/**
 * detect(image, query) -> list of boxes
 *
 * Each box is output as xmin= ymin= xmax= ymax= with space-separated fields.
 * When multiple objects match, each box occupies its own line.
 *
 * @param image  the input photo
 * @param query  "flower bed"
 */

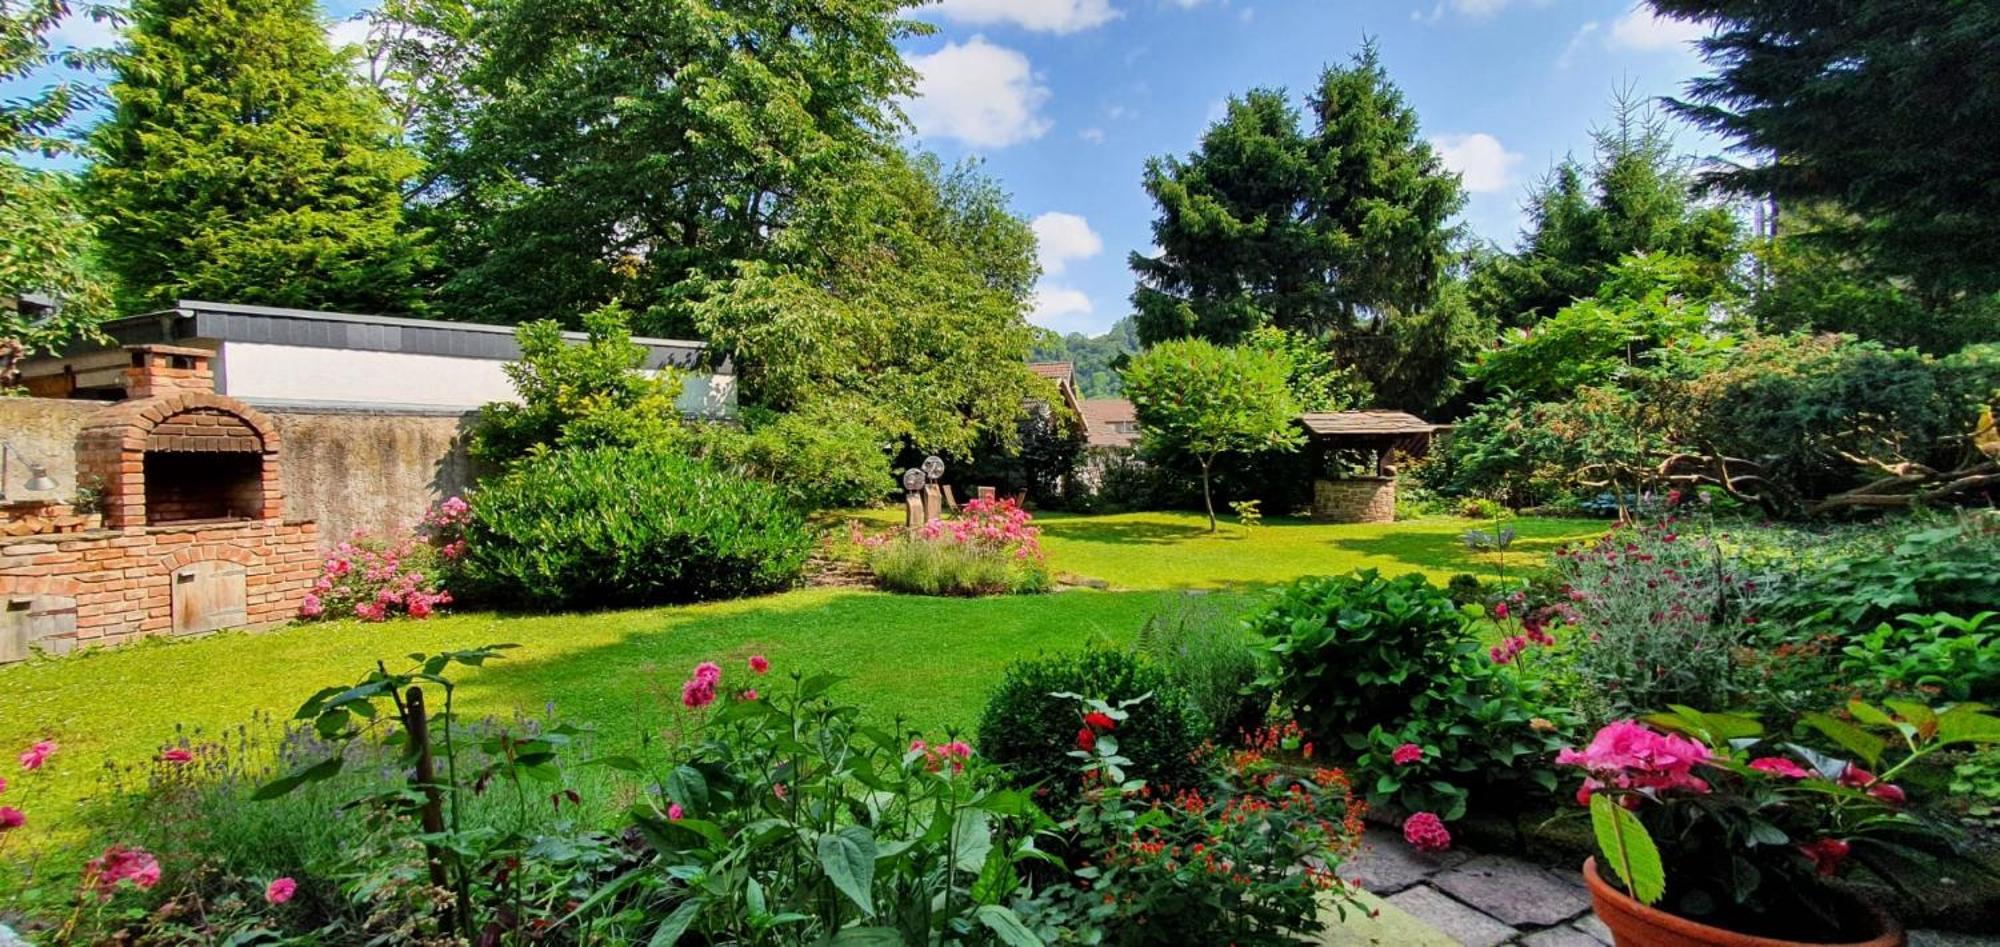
xmin=855 ymin=497 xmax=1052 ymax=595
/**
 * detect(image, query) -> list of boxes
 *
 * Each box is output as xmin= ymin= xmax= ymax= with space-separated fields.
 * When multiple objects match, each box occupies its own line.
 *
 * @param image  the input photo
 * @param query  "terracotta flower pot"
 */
xmin=1582 ymin=857 xmax=1905 ymax=947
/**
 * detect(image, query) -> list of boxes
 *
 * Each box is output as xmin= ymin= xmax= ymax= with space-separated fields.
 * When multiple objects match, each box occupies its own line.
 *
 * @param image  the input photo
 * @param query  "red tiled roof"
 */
xmin=1299 ymin=411 xmax=1439 ymax=436
xmin=1028 ymin=362 xmax=1074 ymax=385
xmin=1081 ymin=398 xmax=1138 ymax=448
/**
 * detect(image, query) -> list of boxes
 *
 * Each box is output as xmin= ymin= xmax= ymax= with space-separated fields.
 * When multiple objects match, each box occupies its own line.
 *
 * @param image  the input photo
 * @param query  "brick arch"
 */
xmin=0 ymin=574 xmax=85 ymax=599
xmin=157 ymin=543 xmax=258 ymax=573
xmin=77 ymin=391 xmax=284 ymax=529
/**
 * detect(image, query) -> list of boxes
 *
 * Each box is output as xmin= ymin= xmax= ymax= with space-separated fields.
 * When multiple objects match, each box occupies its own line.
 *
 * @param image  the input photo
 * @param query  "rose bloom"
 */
xmin=265 ymin=877 xmax=297 ymax=905
xmin=20 ymin=740 xmax=57 ymax=770
xmin=1082 ymin=711 xmax=1117 ymax=732
xmin=1391 ymin=743 xmax=1424 ymax=766
xmin=86 ymin=845 xmax=161 ymax=897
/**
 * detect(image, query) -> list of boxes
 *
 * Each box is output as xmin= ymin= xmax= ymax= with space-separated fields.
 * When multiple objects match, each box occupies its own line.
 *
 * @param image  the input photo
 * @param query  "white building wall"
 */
xmin=213 ymin=341 xmax=737 ymax=418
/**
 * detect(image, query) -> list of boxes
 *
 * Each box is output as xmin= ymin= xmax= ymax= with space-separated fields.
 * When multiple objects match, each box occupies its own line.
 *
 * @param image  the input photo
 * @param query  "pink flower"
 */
xmin=1868 ymin=782 xmax=1906 ymax=806
xmin=20 ymin=740 xmax=56 ymax=770
xmin=668 ymin=803 xmax=684 ymax=821
xmin=0 ymin=806 xmax=24 ymax=830
xmin=694 ymin=662 xmax=722 ymax=686
xmin=1748 ymin=757 xmax=1809 ymax=779
xmin=738 ymin=689 xmax=758 ymax=701
xmin=1 ymin=775 xmax=9 ymax=794
xmin=749 ymin=655 xmax=769 ymax=674
xmin=265 ymin=877 xmax=297 ymax=905
xmin=773 ymin=782 xmax=788 ymax=801
xmin=910 ymin=739 xmax=928 ymax=753
xmin=158 ymin=748 xmax=193 ymax=764
xmin=1402 ymin=812 xmax=1452 ymax=853
xmin=1799 ymin=838 xmax=1851 ymax=877
xmin=1391 ymin=743 xmax=1424 ymax=767
xmin=85 ymin=845 xmax=160 ymax=897
xmin=1557 ymin=721 xmax=1711 ymax=797
xmin=1494 ymin=603 xmax=1510 ymax=620
xmin=680 ymin=676 xmax=716 ymax=710
xmin=299 ymin=593 xmax=324 ymax=618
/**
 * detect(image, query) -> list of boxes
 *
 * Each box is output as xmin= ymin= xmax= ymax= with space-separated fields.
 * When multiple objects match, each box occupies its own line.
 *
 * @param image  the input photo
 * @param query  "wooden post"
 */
xmin=942 ymin=483 xmax=959 ymax=512
xmin=923 ymin=484 xmax=942 ymax=523
xmin=403 ymin=687 xmax=457 ymax=931
xmin=976 ymin=486 xmax=996 ymax=502
xmin=905 ymin=490 xmax=925 ymax=528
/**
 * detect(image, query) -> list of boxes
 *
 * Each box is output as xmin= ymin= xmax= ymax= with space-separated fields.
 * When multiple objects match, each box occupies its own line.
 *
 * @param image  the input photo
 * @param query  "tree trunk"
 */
xmin=1201 ymin=456 xmax=1217 ymax=533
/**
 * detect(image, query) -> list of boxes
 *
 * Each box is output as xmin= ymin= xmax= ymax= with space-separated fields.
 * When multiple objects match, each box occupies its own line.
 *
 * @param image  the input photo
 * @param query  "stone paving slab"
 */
xmin=1385 ymin=884 xmax=1521 ymax=947
xmin=1431 ymin=854 xmax=1595 ymax=928
xmin=1518 ymin=922 xmax=1610 ymax=946
xmin=1337 ymin=827 xmax=1470 ymax=894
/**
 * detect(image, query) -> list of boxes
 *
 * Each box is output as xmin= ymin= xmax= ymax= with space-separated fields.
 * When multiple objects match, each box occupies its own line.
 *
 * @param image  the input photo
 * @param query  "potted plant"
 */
xmin=1560 ymin=701 xmax=2000 ymax=946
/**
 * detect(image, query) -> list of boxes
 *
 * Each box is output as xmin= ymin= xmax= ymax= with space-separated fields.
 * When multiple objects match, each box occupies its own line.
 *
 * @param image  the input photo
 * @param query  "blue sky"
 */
xmin=25 ymin=0 xmax=1718 ymax=336
xmin=901 ymin=0 xmax=1720 ymax=335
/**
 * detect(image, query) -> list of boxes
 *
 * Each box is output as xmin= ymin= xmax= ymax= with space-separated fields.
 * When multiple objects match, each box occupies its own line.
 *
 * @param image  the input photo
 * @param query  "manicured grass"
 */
xmin=0 ymin=511 xmax=1604 ymax=841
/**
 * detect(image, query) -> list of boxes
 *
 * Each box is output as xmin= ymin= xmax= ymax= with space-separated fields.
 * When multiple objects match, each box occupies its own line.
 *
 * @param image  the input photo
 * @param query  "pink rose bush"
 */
xmin=302 ymin=497 xmax=470 ymax=622
xmin=854 ymin=498 xmax=1052 ymax=596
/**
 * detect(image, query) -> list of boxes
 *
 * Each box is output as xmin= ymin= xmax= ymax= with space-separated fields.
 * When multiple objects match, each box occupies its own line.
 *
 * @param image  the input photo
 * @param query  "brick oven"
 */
xmin=0 ymin=345 xmax=317 ymax=662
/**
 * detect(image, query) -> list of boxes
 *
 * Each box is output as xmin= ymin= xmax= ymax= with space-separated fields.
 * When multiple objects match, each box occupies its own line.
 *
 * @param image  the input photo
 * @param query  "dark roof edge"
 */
xmin=173 ymin=300 xmax=708 ymax=349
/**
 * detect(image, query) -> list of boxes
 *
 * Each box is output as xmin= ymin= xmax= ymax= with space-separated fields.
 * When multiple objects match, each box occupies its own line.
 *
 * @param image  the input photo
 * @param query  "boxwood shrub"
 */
xmin=460 ymin=446 xmax=811 ymax=609
xmin=976 ymin=649 xmax=1206 ymax=811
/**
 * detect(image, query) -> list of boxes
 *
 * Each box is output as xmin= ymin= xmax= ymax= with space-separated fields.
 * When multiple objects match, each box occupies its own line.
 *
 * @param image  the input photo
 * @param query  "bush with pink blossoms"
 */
xmin=855 ymin=497 xmax=1051 ymax=596
xmin=300 ymin=497 xmax=469 ymax=623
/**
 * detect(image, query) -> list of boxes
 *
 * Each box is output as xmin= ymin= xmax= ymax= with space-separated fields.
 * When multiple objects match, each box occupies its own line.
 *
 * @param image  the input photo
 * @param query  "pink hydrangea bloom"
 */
xmin=20 ymin=740 xmax=56 ymax=770
xmin=1391 ymin=743 xmax=1424 ymax=766
xmin=1748 ymin=757 xmax=1809 ymax=779
xmin=749 ymin=655 xmax=769 ymax=674
xmin=265 ymin=877 xmax=297 ymax=905
xmin=0 ymin=806 xmax=24 ymax=830
xmin=1556 ymin=721 xmax=1712 ymax=797
xmin=85 ymin=845 xmax=161 ymax=897
xmin=1402 ymin=812 xmax=1452 ymax=853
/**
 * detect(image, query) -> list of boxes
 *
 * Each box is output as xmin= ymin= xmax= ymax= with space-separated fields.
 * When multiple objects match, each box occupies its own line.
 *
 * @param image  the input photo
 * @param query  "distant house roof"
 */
xmin=1081 ymin=398 xmax=1139 ymax=449
xmin=1028 ymin=361 xmax=1075 ymax=385
xmin=59 ymin=300 xmax=721 ymax=373
xmin=1299 ymin=411 xmax=1440 ymax=437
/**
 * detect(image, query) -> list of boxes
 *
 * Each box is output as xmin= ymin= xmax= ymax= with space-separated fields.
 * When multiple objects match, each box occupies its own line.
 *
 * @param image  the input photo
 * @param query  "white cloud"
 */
xmin=1607 ymin=5 xmax=1707 ymax=51
xmin=931 ymin=0 xmax=1119 ymax=34
xmin=326 ymin=17 xmax=371 ymax=52
xmin=1030 ymin=285 xmax=1097 ymax=332
xmin=905 ymin=38 xmax=1051 ymax=149
xmin=1031 ymin=212 xmax=1103 ymax=277
xmin=1079 ymin=127 xmax=1106 ymax=144
xmin=1558 ymin=20 xmax=1600 ymax=69
xmin=1415 ymin=0 xmax=1550 ymax=23
xmin=50 ymin=10 xmax=120 ymax=50
xmin=1431 ymin=132 xmax=1523 ymax=194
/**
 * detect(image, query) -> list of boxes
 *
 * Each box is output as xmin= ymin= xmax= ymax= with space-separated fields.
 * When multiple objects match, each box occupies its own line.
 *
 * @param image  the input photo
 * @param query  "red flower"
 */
xmin=1867 ymin=782 xmax=1906 ymax=805
xmin=1391 ymin=743 xmax=1424 ymax=766
xmin=1748 ymin=757 xmax=1809 ymax=779
xmin=1402 ymin=812 xmax=1452 ymax=853
xmin=1799 ymin=838 xmax=1850 ymax=877
xmin=158 ymin=748 xmax=194 ymax=764
xmin=749 ymin=655 xmax=770 ymax=674
xmin=265 ymin=877 xmax=297 ymax=905
xmin=1076 ymin=728 xmax=1097 ymax=752
xmin=0 ymin=806 xmax=24 ymax=830
xmin=1083 ymin=711 xmax=1117 ymax=732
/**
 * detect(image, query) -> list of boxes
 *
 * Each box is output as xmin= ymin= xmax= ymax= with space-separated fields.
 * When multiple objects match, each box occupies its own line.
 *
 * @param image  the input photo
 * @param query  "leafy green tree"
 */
xmin=1654 ymin=0 xmax=2000 ymax=297
xmin=1241 ymin=325 xmax=1371 ymax=413
xmin=2 ymin=0 xmax=113 ymax=372
xmin=1130 ymin=44 xmax=1463 ymax=351
xmin=404 ymin=0 xmax=920 ymax=332
xmin=692 ymin=151 xmax=1041 ymax=459
xmin=86 ymin=0 xmax=422 ymax=312
xmin=1748 ymin=222 xmax=2000 ymax=355
xmin=472 ymin=303 xmax=688 ymax=464
xmin=1123 ymin=339 xmax=1303 ymax=531
xmin=1467 ymin=98 xmax=1742 ymax=328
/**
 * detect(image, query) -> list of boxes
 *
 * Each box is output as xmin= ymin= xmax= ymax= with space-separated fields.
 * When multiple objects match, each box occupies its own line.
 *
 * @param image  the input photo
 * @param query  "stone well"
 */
xmin=1313 ymin=477 xmax=1396 ymax=524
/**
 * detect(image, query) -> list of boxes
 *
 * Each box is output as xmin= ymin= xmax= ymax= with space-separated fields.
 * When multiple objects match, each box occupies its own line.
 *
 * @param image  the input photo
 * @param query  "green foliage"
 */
xmin=1247 ymin=570 xmax=1472 ymax=742
xmin=1030 ymin=318 xmax=1140 ymax=398
xmin=1133 ymin=593 xmax=1265 ymax=742
xmin=1657 ymin=0 xmax=2000 ymax=296
xmin=1130 ymin=44 xmax=1464 ymax=382
xmin=461 ymin=446 xmax=810 ymax=609
xmin=976 ymin=650 xmax=1206 ymax=812
xmin=865 ymin=536 xmax=1051 ymax=597
xmin=1471 ymin=253 xmax=1737 ymax=402
xmin=1467 ymin=97 xmax=1743 ymax=328
xmin=701 ymin=405 xmax=893 ymax=511
xmin=1747 ymin=232 xmax=2000 ymax=354
xmin=1950 ymin=748 xmax=2000 ymax=831
xmin=1122 ymin=338 xmax=1303 ymax=531
xmin=1838 ymin=612 xmax=2000 ymax=703
xmin=471 ymin=303 xmax=688 ymax=465
xmin=1755 ymin=513 xmax=2000 ymax=636
xmin=402 ymin=0 xmax=920 ymax=330
xmin=86 ymin=0 xmax=422 ymax=312
xmin=1240 ymin=325 xmax=1371 ymax=412
xmin=691 ymin=152 xmax=1042 ymax=458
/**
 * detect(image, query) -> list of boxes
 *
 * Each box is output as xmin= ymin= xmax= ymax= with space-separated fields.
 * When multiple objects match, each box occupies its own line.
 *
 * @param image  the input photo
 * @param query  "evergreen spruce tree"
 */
xmin=87 ymin=0 xmax=422 ymax=312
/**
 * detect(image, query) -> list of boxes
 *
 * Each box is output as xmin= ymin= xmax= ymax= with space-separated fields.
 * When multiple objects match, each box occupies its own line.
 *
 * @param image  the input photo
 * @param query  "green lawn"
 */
xmin=0 ymin=511 xmax=1602 ymax=840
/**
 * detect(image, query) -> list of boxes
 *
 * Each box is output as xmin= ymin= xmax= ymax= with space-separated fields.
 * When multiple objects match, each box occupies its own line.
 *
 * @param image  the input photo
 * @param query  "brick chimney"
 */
xmin=124 ymin=344 xmax=216 ymax=400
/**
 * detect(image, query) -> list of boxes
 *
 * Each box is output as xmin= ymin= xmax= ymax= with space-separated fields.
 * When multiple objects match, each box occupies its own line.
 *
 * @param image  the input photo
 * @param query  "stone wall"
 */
xmin=1313 ymin=477 xmax=1396 ymax=524
xmin=0 ymin=519 xmax=318 ymax=660
xmin=0 ymin=398 xmax=478 ymax=546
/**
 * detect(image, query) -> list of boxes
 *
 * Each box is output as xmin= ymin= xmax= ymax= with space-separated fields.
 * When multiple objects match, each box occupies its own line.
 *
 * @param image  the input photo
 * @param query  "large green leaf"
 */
xmin=953 ymin=809 xmax=993 ymax=873
xmin=648 ymin=898 xmax=704 ymax=947
xmin=817 ymin=826 xmax=878 ymax=916
xmin=1936 ymin=704 xmax=2000 ymax=747
xmin=1590 ymin=794 xmax=1665 ymax=906
xmin=1802 ymin=712 xmax=1885 ymax=769
xmin=976 ymin=904 xmax=1044 ymax=946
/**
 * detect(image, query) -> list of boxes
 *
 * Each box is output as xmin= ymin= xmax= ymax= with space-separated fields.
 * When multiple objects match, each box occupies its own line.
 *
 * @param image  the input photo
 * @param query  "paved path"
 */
xmin=1320 ymin=828 xmax=2000 ymax=947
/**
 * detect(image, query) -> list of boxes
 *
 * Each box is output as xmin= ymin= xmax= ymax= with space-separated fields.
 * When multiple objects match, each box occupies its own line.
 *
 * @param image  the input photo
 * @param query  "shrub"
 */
xmin=1134 ymin=593 xmax=1265 ymax=741
xmin=700 ymin=405 xmax=892 ymax=510
xmin=300 ymin=529 xmax=454 ymax=622
xmin=1838 ymin=611 xmax=2000 ymax=702
xmin=471 ymin=304 xmax=690 ymax=464
xmin=857 ymin=497 xmax=1050 ymax=596
xmin=976 ymin=649 xmax=1206 ymax=811
xmin=1247 ymin=570 xmax=1472 ymax=742
xmin=1755 ymin=512 xmax=2000 ymax=636
xmin=1552 ymin=518 xmax=1753 ymax=715
xmin=461 ymin=446 xmax=810 ymax=609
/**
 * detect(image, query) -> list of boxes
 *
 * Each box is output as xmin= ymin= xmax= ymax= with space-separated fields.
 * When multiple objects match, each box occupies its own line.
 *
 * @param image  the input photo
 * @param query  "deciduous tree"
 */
xmin=1123 ymin=339 xmax=1303 ymax=532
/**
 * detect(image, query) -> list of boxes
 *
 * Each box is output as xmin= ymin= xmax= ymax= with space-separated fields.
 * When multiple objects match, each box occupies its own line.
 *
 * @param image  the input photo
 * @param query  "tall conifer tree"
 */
xmin=87 ymin=0 xmax=422 ymax=312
